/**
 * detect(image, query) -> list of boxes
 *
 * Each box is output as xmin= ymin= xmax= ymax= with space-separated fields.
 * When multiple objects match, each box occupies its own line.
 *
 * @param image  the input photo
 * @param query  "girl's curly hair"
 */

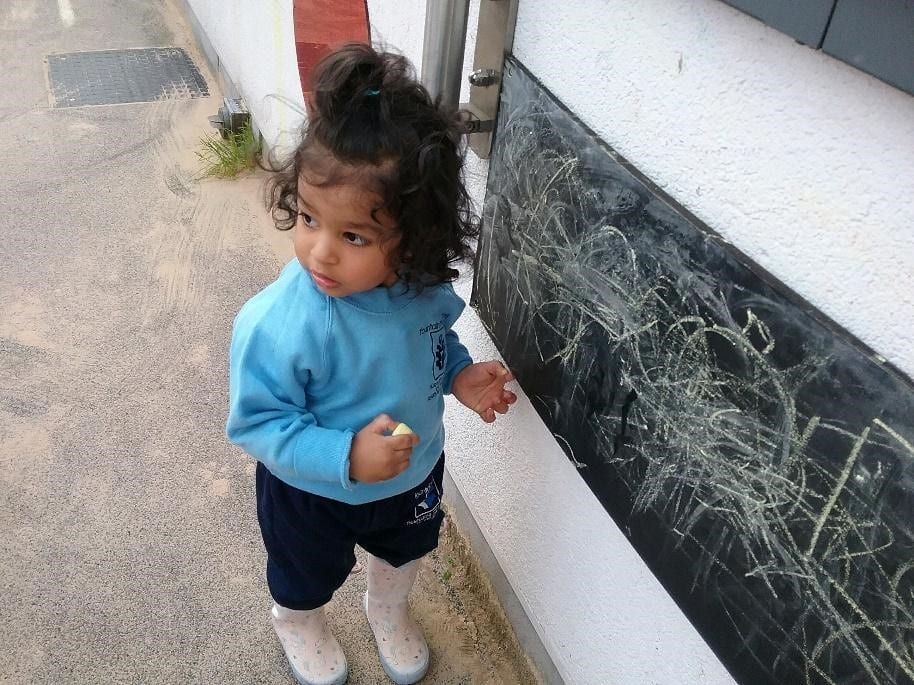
xmin=267 ymin=42 xmax=478 ymax=288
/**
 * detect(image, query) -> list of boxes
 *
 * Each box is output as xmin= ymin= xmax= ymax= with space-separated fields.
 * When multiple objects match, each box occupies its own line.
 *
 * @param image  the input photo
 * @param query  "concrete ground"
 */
xmin=0 ymin=1 xmax=538 ymax=683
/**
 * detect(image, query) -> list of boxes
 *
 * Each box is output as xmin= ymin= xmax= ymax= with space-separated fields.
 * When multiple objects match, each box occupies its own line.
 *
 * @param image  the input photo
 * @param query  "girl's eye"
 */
xmin=298 ymin=212 xmax=317 ymax=228
xmin=343 ymin=232 xmax=369 ymax=247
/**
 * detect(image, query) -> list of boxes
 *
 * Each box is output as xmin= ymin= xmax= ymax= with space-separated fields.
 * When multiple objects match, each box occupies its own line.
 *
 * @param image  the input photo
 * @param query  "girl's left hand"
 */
xmin=452 ymin=361 xmax=517 ymax=423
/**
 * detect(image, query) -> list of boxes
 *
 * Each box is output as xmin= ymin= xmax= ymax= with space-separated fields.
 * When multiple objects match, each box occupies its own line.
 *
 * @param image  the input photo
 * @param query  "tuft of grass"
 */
xmin=441 ymin=561 xmax=453 ymax=583
xmin=195 ymin=122 xmax=261 ymax=179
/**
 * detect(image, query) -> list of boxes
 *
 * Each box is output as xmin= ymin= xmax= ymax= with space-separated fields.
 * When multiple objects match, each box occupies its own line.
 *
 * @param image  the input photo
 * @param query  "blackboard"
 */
xmin=473 ymin=56 xmax=914 ymax=685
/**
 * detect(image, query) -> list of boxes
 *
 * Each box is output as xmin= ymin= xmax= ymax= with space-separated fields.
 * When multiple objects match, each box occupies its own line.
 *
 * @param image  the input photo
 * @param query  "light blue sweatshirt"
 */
xmin=227 ymin=260 xmax=473 ymax=504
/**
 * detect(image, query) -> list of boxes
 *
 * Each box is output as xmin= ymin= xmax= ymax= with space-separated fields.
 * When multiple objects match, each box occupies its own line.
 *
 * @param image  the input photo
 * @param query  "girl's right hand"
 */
xmin=349 ymin=414 xmax=420 ymax=483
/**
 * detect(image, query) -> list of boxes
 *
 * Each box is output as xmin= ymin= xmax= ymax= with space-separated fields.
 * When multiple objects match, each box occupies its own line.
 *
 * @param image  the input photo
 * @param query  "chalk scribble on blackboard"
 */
xmin=474 ymin=56 xmax=914 ymax=685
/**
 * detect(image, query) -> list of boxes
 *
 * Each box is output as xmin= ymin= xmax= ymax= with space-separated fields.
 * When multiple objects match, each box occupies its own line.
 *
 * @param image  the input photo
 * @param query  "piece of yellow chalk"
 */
xmin=392 ymin=422 xmax=414 ymax=436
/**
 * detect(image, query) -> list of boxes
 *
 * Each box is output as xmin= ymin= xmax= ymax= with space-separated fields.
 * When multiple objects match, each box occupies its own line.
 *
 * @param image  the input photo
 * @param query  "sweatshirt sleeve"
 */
xmin=439 ymin=283 xmax=474 ymax=394
xmin=226 ymin=306 xmax=355 ymax=490
xmin=441 ymin=328 xmax=472 ymax=394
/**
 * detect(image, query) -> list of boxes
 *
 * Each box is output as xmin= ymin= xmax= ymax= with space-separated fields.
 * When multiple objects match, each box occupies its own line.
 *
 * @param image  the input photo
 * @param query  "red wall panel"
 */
xmin=292 ymin=0 xmax=370 ymax=95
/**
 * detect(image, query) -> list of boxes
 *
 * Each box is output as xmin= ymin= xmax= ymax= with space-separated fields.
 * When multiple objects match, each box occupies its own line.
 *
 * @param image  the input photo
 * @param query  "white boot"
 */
xmin=363 ymin=555 xmax=429 ymax=684
xmin=270 ymin=603 xmax=348 ymax=685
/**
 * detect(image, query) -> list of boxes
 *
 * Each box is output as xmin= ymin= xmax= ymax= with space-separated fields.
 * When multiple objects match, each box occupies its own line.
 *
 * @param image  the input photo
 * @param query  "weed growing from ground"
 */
xmin=196 ymin=123 xmax=260 ymax=179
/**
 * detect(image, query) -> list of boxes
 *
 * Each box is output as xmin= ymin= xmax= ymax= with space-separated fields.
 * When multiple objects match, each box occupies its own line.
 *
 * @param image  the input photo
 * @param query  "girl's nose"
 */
xmin=310 ymin=234 xmax=337 ymax=264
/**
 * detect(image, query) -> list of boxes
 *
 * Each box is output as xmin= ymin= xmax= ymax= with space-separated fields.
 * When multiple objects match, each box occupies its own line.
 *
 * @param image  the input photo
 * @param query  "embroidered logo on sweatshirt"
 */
xmin=419 ymin=318 xmax=448 ymax=400
xmin=431 ymin=330 xmax=446 ymax=379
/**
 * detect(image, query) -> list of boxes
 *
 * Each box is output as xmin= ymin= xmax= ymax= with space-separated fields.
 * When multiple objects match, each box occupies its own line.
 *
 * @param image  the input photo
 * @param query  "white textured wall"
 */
xmin=186 ymin=0 xmax=305 ymax=155
xmin=366 ymin=0 xmax=425 ymax=69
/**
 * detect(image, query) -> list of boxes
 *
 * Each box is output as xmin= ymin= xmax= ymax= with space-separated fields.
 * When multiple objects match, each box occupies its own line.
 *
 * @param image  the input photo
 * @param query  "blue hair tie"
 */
xmin=365 ymin=87 xmax=381 ymax=97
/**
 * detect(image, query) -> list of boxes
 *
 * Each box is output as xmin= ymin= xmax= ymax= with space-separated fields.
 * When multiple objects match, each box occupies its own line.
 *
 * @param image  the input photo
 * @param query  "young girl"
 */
xmin=227 ymin=43 xmax=516 ymax=685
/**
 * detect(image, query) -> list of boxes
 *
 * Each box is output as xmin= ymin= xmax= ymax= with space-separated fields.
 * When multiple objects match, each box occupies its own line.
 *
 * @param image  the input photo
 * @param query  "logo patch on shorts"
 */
xmin=408 ymin=478 xmax=441 ymax=525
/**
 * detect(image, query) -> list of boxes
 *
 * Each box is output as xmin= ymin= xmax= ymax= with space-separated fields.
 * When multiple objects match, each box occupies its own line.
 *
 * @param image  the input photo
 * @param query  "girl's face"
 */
xmin=293 ymin=175 xmax=400 ymax=297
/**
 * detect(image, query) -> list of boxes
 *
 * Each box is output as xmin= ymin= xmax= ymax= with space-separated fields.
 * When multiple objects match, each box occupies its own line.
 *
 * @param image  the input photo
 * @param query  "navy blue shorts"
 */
xmin=255 ymin=455 xmax=445 ymax=610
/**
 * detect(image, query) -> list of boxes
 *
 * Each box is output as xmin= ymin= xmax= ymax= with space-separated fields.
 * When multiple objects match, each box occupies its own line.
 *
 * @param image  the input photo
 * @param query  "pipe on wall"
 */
xmin=421 ymin=0 xmax=470 ymax=109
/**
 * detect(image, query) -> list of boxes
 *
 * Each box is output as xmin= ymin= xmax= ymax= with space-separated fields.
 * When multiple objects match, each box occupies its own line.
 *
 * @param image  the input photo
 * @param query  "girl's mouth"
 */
xmin=310 ymin=270 xmax=340 ymax=289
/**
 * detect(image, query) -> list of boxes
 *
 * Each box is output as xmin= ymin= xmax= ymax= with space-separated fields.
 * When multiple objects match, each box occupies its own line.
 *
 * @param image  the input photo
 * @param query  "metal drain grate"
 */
xmin=46 ymin=47 xmax=209 ymax=108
